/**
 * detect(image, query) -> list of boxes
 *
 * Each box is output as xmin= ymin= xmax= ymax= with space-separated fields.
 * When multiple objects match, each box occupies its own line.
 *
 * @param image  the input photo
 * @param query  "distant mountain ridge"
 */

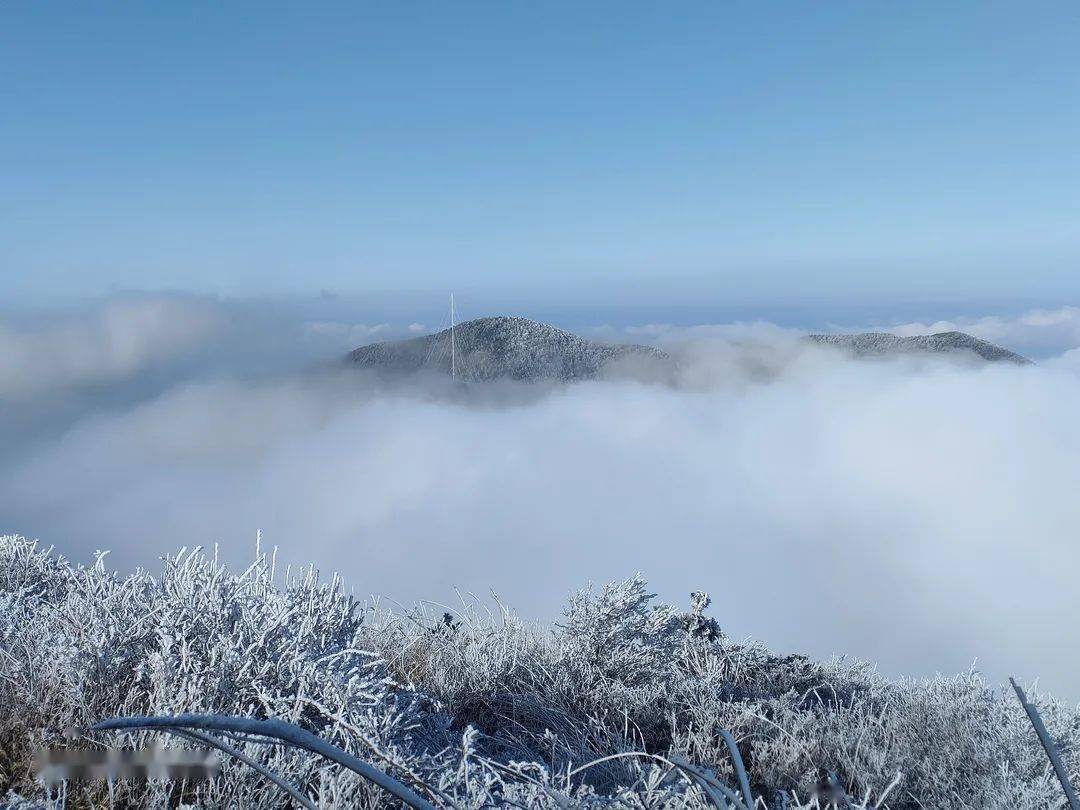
xmin=346 ymin=316 xmax=668 ymax=382
xmin=346 ymin=318 xmax=1032 ymax=382
xmin=807 ymin=331 xmax=1032 ymax=364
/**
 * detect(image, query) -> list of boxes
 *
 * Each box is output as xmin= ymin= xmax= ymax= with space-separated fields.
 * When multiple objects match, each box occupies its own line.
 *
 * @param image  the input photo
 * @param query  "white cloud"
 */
xmin=591 ymin=305 xmax=1080 ymax=363
xmin=856 ymin=306 xmax=1080 ymax=360
xmin=7 ymin=298 xmax=1080 ymax=698
xmin=0 ymin=297 xmax=221 ymax=400
xmin=304 ymin=321 xmax=392 ymax=341
xmin=3 ymin=341 xmax=1078 ymax=700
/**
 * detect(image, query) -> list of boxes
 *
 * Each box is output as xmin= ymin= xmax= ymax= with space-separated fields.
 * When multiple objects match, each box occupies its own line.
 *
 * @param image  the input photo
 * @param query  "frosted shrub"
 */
xmin=365 ymin=576 xmax=1080 ymax=808
xmin=0 ymin=539 xmax=437 ymax=808
xmin=559 ymin=575 xmax=683 ymax=689
xmin=2 ymin=534 xmax=1078 ymax=808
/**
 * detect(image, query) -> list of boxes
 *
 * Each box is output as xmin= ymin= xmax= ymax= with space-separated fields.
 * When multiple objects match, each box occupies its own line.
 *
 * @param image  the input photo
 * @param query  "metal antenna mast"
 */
xmin=450 ymin=293 xmax=456 ymax=380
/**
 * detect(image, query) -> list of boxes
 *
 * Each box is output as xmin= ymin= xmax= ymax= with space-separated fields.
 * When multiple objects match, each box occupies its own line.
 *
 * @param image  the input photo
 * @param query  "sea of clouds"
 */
xmin=2 ymin=295 xmax=1079 ymax=700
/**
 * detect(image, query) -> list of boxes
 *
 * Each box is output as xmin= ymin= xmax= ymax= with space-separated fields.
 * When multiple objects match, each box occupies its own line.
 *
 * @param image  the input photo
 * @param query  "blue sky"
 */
xmin=3 ymin=1 xmax=1079 ymax=306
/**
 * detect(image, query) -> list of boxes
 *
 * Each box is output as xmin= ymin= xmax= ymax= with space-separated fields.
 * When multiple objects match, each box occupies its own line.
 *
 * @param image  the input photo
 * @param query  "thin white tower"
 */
xmin=450 ymin=292 xmax=456 ymax=380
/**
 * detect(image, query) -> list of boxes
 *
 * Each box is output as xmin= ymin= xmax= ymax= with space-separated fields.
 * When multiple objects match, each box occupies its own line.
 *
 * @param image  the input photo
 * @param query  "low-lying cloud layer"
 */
xmin=0 ymin=297 xmax=221 ymax=399
xmin=2 ymin=296 xmax=1079 ymax=699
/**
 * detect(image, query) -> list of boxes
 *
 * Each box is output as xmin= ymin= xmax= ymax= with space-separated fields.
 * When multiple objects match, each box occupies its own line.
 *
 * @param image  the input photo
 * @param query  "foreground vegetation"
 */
xmin=0 ymin=534 xmax=1076 ymax=808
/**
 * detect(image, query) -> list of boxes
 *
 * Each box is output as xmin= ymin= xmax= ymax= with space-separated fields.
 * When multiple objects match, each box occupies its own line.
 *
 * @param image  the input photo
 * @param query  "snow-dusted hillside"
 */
xmin=808 ymin=331 xmax=1032 ymax=364
xmin=1 ymin=534 xmax=1076 ymax=808
xmin=347 ymin=316 xmax=669 ymax=382
xmin=347 ymin=319 xmax=1031 ymax=387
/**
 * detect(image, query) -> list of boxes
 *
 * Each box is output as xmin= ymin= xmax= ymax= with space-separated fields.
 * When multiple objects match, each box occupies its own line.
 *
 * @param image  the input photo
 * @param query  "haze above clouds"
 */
xmin=2 ymin=296 xmax=1079 ymax=699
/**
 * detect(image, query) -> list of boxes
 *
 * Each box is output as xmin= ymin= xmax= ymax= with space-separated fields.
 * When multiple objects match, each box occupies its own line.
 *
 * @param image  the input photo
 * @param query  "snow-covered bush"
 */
xmin=1 ymin=534 xmax=1077 ymax=808
xmin=0 ymin=537 xmax=442 ymax=808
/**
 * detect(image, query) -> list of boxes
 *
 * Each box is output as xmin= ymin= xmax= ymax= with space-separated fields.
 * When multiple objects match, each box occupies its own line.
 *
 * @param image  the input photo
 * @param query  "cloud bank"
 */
xmin=0 ymin=297 xmax=221 ymax=399
xmin=2 ymin=297 xmax=1079 ymax=699
xmin=882 ymin=306 xmax=1080 ymax=361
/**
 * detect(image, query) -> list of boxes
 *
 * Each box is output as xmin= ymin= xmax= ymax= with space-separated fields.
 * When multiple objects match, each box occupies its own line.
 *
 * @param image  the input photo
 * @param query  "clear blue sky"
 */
xmin=3 ymin=2 xmax=1079 ymax=306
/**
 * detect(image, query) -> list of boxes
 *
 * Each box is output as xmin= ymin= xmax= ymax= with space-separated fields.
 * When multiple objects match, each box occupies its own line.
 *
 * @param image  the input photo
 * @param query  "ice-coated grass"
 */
xmin=1 ymin=534 xmax=1077 ymax=808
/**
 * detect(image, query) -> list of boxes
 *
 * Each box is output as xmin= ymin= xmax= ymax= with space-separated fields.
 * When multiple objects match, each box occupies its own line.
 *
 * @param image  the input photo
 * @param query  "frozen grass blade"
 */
xmin=1010 ymin=677 xmax=1080 ymax=810
xmin=719 ymin=728 xmax=755 ymax=807
xmin=91 ymin=714 xmax=437 ymax=810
